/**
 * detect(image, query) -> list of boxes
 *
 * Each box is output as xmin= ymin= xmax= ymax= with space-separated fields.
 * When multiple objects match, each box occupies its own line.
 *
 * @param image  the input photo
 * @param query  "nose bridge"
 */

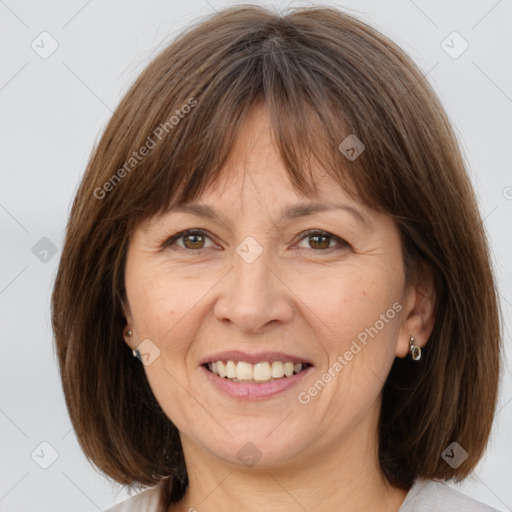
xmin=213 ymin=234 xmax=293 ymax=332
xmin=232 ymin=234 xmax=276 ymax=308
xmin=234 ymin=235 xmax=272 ymax=294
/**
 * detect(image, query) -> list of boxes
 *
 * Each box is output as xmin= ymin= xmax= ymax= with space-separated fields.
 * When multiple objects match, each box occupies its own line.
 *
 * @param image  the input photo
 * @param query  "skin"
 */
xmin=123 ymin=102 xmax=436 ymax=512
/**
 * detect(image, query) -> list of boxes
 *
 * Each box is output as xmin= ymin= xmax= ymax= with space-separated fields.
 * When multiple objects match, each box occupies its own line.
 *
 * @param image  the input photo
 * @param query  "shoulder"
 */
xmin=103 ymin=486 xmax=160 ymax=512
xmin=400 ymin=478 xmax=503 ymax=512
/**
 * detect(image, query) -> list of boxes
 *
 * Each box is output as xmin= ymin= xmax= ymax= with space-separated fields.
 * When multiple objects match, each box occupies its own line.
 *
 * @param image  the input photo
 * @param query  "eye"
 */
xmin=295 ymin=230 xmax=350 ymax=251
xmin=163 ymin=229 xmax=350 ymax=252
xmin=164 ymin=229 xmax=216 ymax=251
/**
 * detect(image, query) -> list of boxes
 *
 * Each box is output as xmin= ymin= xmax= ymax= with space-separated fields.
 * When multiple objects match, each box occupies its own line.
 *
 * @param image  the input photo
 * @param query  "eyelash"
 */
xmin=163 ymin=229 xmax=350 ymax=253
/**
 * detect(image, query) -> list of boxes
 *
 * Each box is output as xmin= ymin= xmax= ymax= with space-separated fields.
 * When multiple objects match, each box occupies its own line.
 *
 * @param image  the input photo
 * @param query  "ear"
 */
xmin=121 ymin=300 xmax=135 ymax=350
xmin=396 ymin=265 xmax=436 ymax=358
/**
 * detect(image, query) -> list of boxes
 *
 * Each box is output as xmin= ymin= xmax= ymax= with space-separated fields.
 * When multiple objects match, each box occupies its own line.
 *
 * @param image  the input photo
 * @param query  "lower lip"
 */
xmin=201 ymin=365 xmax=313 ymax=400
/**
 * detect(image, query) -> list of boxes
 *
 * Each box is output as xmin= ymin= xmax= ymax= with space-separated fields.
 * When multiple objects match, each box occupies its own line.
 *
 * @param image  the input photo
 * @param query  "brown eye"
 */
xmin=164 ymin=229 xmax=349 ymax=253
xmin=308 ymin=233 xmax=331 ymax=250
xmin=297 ymin=230 xmax=349 ymax=251
xmin=183 ymin=232 xmax=206 ymax=249
xmin=164 ymin=230 xmax=214 ymax=250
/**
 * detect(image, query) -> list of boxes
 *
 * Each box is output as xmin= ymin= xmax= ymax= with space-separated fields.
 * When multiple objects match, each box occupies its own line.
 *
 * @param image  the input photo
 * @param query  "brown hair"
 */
xmin=51 ymin=5 xmax=502 ymax=511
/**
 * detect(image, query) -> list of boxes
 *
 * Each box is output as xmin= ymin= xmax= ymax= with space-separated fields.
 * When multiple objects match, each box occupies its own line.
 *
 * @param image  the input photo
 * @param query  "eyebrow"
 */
xmin=167 ymin=201 xmax=372 ymax=229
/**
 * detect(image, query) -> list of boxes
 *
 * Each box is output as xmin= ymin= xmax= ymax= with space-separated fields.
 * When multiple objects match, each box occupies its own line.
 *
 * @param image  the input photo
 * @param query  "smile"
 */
xmin=205 ymin=360 xmax=311 ymax=383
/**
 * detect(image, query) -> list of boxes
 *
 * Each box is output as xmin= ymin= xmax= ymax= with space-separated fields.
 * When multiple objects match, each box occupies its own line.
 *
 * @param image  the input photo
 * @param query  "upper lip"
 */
xmin=200 ymin=350 xmax=314 ymax=366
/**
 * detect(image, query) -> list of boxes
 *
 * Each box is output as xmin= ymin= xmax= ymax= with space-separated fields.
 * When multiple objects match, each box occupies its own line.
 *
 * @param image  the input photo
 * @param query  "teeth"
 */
xmin=207 ymin=359 xmax=308 ymax=382
xmin=217 ymin=361 xmax=226 ymax=378
xmin=253 ymin=362 xmax=271 ymax=381
xmin=236 ymin=361 xmax=253 ymax=380
xmin=271 ymin=361 xmax=284 ymax=378
xmin=283 ymin=362 xmax=294 ymax=377
xmin=225 ymin=360 xmax=237 ymax=378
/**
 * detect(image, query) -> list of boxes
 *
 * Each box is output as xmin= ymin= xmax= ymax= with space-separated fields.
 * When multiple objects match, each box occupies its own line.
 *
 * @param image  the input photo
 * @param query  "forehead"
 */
xmin=197 ymin=102 xmax=356 ymax=205
xmin=159 ymin=155 xmax=372 ymax=232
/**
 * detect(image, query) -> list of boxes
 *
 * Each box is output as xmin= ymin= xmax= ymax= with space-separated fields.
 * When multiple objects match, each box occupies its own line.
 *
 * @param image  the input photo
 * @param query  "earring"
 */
xmin=409 ymin=336 xmax=421 ymax=361
xmin=126 ymin=329 xmax=141 ymax=360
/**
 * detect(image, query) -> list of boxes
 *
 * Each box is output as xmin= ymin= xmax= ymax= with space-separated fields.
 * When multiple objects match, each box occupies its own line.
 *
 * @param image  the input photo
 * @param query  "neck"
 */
xmin=170 ymin=407 xmax=408 ymax=512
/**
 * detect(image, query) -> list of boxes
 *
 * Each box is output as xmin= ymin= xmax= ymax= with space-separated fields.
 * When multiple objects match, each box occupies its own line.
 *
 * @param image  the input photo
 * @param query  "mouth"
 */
xmin=203 ymin=359 xmax=313 ymax=384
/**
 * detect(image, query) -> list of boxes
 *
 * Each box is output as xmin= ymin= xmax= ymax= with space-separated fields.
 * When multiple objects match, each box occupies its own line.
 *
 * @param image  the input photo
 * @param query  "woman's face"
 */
xmin=123 ymin=103 xmax=418 ymax=469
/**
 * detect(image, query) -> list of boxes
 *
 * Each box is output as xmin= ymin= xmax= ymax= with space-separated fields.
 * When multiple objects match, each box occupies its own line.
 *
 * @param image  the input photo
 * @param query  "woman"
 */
xmin=51 ymin=5 xmax=504 ymax=512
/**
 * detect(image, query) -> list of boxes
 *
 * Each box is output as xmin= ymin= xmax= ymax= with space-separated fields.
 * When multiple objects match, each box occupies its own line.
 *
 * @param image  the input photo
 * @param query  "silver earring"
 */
xmin=126 ymin=329 xmax=141 ymax=360
xmin=409 ymin=336 xmax=421 ymax=361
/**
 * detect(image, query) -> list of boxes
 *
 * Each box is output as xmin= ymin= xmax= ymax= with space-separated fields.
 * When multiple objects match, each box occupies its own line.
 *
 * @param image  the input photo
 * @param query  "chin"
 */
xmin=187 ymin=417 xmax=319 ymax=470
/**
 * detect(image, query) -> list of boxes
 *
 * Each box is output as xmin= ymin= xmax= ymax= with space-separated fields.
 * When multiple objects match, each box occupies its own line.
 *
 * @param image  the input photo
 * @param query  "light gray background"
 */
xmin=1 ymin=0 xmax=511 ymax=510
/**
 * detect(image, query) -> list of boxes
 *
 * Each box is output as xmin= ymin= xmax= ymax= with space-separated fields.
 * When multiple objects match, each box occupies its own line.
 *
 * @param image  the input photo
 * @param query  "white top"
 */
xmin=399 ymin=478 xmax=501 ymax=511
xmin=103 ymin=477 xmax=502 ymax=511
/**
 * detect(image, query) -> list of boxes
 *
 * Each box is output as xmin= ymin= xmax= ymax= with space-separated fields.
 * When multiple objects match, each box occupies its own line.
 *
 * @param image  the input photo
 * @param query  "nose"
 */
xmin=213 ymin=246 xmax=294 ymax=335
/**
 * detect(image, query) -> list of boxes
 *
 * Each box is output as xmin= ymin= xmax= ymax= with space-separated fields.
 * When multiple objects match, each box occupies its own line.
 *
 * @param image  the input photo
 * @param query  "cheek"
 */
xmin=306 ymin=262 xmax=404 ymax=385
xmin=306 ymin=263 xmax=401 ymax=332
xmin=125 ymin=262 xmax=201 ymax=363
